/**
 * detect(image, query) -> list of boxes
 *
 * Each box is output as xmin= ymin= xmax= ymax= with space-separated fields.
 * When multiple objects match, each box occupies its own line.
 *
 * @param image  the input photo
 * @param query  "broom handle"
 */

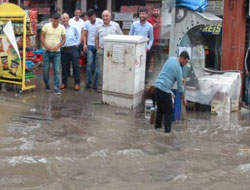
xmin=183 ymin=82 xmax=188 ymax=130
xmin=183 ymin=102 xmax=188 ymax=130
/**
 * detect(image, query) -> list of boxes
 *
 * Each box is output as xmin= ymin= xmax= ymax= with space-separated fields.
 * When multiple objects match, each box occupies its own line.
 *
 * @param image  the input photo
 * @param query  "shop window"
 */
xmin=9 ymin=0 xmax=18 ymax=4
xmin=63 ymin=0 xmax=77 ymax=18
xmin=87 ymin=0 xmax=107 ymax=17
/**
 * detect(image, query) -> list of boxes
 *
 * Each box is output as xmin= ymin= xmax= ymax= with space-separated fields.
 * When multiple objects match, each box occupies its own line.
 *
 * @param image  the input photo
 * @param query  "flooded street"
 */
xmin=0 ymin=77 xmax=250 ymax=190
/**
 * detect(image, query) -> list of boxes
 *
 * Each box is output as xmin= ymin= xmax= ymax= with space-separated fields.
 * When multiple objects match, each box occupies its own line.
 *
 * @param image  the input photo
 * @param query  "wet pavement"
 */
xmin=0 ymin=68 xmax=250 ymax=190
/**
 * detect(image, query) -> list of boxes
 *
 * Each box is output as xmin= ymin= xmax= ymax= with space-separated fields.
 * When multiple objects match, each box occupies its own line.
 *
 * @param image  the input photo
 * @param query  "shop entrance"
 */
xmin=63 ymin=0 xmax=77 ymax=18
xmin=8 ymin=0 xmax=18 ymax=4
xmin=87 ymin=0 xmax=107 ymax=17
xmin=183 ymin=24 xmax=222 ymax=71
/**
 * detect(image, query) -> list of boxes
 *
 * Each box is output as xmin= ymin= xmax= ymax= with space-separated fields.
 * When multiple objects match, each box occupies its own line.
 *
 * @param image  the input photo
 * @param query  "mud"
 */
xmin=0 ymin=71 xmax=249 ymax=190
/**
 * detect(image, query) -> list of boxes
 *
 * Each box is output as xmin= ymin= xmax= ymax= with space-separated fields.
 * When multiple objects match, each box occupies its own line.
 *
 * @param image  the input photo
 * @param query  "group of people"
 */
xmin=40 ymin=6 xmax=189 ymax=133
xmin=40 ymin=6 xmax=162 ymax=95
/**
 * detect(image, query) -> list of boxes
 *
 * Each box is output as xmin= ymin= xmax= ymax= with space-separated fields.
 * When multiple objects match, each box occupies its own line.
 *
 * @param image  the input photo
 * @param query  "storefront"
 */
xmin=0 ymin=0 xmax=8 ymax=4
xmin=0 ymin=3 xmax=37 ymax=91
xmin=1 ymin=0 xmax=58 ymax=23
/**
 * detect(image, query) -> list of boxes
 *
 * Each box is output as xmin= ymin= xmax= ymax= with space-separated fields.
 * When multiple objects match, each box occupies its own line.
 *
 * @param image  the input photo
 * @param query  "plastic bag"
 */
xmin=176 ymin=0 xmax=208 ymax=12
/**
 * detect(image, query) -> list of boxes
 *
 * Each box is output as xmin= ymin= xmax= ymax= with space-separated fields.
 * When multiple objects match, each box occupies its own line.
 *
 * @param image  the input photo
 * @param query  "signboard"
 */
xmin=0 ymin=21 xmax=22 ymax=80
xmin=36 ymin=7 xmax=50 ymax=15
xmin=114 ymin=13 xmax=133 ymax=21
xmin=122 ymin=21 xmax=133 ymax=30
xmin=201 ymin=24 xmax=222 ymax=35
xmin=207 ymin=0 xmax=224 ymax=16
xmin=120 ymin=6 xmax=138 ymax=14
xmin=112 ymin=45 xmax=125 ymax=63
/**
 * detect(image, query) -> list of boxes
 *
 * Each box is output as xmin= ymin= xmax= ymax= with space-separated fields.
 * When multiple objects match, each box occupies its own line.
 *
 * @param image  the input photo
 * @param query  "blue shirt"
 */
xmin=63 ymin=25 xmax=79 ymax=47
xmin=155 ymin=57 xmax=184 ymax=94
xmin=84 ymin=18 xmax=103 ymax=46
xmin=129 ymin=21 xmax=154 ymax=50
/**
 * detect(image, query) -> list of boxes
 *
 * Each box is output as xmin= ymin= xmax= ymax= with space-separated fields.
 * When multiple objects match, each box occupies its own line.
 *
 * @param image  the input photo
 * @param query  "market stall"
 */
xmin=0 ymin=3 xmax=36 ymax=91
xmin=169 ymin=6 xmax=241 ymax=114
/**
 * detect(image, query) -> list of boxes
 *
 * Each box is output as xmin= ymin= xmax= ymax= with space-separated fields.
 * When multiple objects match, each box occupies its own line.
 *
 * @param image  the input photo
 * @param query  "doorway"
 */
xmin=87 ymin=0 xmax=107 ymax=17
xmin=63 ymin=0 xmax=77 ymax=18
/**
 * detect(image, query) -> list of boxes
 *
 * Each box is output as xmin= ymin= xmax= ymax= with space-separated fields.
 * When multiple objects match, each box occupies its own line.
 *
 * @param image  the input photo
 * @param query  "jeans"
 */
xmin=61 ymin=46 xmax=80 ymax=85
xmin=97 ymin=49 xmax=104 ymax=86
xmin=86 ymin=45 xmax=99 ymax=88
xmin=43 ymin=51 xmax=61 ymax=91
xmin=155 ymin=88 xmax=173 ymax=133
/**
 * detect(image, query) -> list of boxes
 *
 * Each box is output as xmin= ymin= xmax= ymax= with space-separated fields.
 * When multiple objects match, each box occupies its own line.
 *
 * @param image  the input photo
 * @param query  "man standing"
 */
xmin=129 ymin=8 xmax=154 ymax=80
xmin=40 ymin=13 xmax=66 ymax=95
xmin=60 ymin=13 xmax=81 ymax=91
xmin=95 ymin=10 xmax=122 ymax=91
xmin=147 ymin=5 xmax=161 ymax=46
xmin=154 ymin=51 xmax=189 ymax=133
xmin=69 ymin=8 xmax=85 ymax=76
xmin=69 ymin=8 xmax=85 ymax=47
xmin=147 ymin=5 xmax=161 ymax=74
xmin=83 ymin=9 xmax=103 ymax=89
xmin=80 ymin=12 xmax=89 ymax=22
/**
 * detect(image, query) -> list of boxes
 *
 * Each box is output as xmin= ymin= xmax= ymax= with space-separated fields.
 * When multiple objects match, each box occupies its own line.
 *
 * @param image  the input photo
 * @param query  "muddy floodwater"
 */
xmin=0 ymin=86 xmax=250 ymax=190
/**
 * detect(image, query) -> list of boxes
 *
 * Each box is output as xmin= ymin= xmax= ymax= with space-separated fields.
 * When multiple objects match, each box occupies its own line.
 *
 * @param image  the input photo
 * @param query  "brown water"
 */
xmin=0 ymin=88 xmax=250 ymax=190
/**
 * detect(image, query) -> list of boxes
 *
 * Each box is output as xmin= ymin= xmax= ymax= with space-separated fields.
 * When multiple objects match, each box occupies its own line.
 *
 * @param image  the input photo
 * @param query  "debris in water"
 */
xmin=30 ymin=108 xmax=36 ymax=112
xmin=92 ymin=101 xmax=102 ymax=105
xmin=237 ymin=164 xmax=250 ymax=173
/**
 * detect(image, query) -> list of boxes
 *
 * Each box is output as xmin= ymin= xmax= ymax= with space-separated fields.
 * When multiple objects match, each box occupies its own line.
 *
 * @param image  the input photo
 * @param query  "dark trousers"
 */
xmin=78 ymin=43 xmax=83 ymax=55
xmin=155 ymin=88 xmax=173 ymax=133
xmin=145 ymin=50 xmax=152 ymax=80
xmin=66 ymin=44 xmax=82 ymax=76
xmin=61 ymin=46 xmax=80 ymax=85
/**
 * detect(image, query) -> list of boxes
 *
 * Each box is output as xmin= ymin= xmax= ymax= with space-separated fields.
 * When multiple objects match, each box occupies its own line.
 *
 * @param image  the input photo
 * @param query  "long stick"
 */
xmin=183 ymin=82 xmax=188 ymax=130
xmin=182 ymin=103 xmax=188 ymax=130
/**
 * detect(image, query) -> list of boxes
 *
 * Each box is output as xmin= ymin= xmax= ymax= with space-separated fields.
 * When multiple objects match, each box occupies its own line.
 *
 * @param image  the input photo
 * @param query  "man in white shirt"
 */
xmin=83 ymin=9 xmax=103 ymax=89
xmin=68 ymin=8 xmax=85 ymax=76
xmin=69 ymin=8 xmax=85 ymax=46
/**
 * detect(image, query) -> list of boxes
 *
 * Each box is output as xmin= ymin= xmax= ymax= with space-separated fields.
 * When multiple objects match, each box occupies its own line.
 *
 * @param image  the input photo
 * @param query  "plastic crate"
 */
xmin=25 ymin=71 xmax=34 ymax=80
xmin=25 ymin=60 xmax=35 ymax=69
xmin=145 ymin=99 xmax=153 ymax=119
